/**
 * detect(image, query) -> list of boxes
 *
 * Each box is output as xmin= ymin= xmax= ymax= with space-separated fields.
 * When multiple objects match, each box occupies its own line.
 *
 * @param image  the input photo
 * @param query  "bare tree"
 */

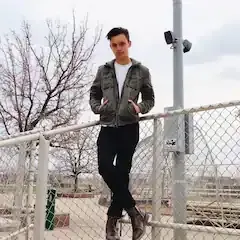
xmin=51 ymin=128 xmax=97 ymax=192
xmin=0 ymin=13 xmax=101 ymax=135
xmin=0 ymin=146 xmax=19 ymax=184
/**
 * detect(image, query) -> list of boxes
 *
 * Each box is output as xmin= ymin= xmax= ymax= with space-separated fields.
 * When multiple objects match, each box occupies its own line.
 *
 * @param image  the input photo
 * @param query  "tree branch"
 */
xmin=0 ymin=13 xmax=102 ymax=135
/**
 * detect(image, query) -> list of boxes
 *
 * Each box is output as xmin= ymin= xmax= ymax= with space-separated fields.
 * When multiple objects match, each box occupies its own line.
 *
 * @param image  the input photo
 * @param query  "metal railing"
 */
xmin=0 ymin=100 xmax=240 ymax=239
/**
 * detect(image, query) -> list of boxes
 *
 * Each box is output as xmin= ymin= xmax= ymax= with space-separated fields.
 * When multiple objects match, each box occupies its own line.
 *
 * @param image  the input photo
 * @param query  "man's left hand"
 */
xmin=128 ymin=100 xmax=141 ymax=113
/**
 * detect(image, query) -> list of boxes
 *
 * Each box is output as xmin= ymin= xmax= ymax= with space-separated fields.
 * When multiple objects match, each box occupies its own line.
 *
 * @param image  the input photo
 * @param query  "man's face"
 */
xmin=110 ymin=34 xmax=131 ymax=60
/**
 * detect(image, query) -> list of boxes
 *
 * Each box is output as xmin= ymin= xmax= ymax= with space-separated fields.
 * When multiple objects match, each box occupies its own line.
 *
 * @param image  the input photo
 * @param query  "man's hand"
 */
xmin=128 ymin=99 xmax=140 ymax=114
xmin=98 ymin=98 xmax=108 ymax=111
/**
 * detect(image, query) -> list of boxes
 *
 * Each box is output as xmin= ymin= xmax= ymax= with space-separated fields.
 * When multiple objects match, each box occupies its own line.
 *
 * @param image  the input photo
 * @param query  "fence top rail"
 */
xmin=0 ymin=99 xmax=239 ymax=147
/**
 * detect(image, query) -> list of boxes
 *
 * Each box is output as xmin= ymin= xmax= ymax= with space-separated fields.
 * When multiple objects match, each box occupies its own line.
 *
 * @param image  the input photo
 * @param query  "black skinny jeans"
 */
xmin=97 ymin=122 xmax=139 ymax=218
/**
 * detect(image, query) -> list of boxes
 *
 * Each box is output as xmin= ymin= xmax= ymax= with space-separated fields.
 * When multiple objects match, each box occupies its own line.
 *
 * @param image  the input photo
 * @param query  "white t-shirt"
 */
xmin=114 ymin=61 xmax=132 ymax=97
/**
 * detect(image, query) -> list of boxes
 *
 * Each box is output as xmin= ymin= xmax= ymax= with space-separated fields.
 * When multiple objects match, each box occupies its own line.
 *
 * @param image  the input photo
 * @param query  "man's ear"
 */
xmin=128 ymin=40 xmax=132 ymax=47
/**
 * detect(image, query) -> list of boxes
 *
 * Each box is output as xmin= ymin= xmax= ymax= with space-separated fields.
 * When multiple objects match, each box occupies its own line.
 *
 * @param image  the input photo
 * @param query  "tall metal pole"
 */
xmin=172 ymin=0 xmax=187 ymax=240
xmin=173 ymin=0 xmax=184 ymax=109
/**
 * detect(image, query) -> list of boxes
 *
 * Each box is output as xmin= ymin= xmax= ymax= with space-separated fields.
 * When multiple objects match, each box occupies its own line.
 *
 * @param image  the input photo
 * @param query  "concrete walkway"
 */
xmin=0 ymin=197 xmax=239 ymax=239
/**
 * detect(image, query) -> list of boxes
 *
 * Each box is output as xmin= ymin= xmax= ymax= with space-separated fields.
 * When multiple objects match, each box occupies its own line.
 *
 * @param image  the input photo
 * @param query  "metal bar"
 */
xmin=13 ymin=143 xmax=26 ymax=237
xmin=0 ymin=121 xmax=99 ymax=147
xmin=0 ymin=133 xmax=40 ymax=148
xmin=0 ymin=100 xmax=239 ymax=147
xmin=0 ymin=128 xmax=42 ymax=141
xmin=120 ymin=219 xmax=240 ymax=236
xmin=26 ymin=141 xmax=36 ymax=240
xmin=33 ymin=135 xmax=49 ymax=240
xmin=141 ymin=100 xmax=240 ymax=120
xmin=151 ymin=118 xmax=163 ymax=239
xmin=0 ymin=224 xmax=34 ymax=240
xmin=172 ymin=0 xmax=186 ymax=239
xmin=43 ymin=120 xmax=99 ymax=137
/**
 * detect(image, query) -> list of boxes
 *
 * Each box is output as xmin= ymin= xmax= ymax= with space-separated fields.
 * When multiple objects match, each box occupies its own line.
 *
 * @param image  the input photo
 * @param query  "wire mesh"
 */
xmin=0 ymin=101 xmax=239 ymax=240
xmin=0 ymin=142 xmax=36 ymax=239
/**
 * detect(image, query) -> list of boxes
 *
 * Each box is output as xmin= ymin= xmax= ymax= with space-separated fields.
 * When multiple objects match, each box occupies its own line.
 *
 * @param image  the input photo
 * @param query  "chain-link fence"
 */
xmin=0 ymin=101 xmax=240 ymax=240
xmin=0 ymin=138 xmax=41 ymax=240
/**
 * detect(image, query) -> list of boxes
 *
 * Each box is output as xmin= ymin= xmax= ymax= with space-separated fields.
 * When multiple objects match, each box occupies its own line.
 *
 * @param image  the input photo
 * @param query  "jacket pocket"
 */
xmin=99 ymin=101 xmax=115 ymax=114
xmin=99 ymin=101 xmax=115 ymax=123
xmin=126 ymin=78 xmax=141 ymax=99
xmin=128 ymin=102 xmax=137 ymax=116
xmin=127 ymin=78 xmax=139 ymax=90
xmin=118 ymin=100 xmax=139 ymax=122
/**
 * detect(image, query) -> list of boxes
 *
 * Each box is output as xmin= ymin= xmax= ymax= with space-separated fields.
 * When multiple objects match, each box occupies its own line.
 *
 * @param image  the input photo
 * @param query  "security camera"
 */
xmin=182 ymin=39 xmax=192 ymax=53
xmin=164 ymin=31 xmax=176 ymax=45
xmin=164 ymin=31 xmax=192 ymax=53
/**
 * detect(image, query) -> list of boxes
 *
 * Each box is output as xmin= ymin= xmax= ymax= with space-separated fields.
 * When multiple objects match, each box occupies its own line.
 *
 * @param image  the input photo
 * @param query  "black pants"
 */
xmin=97 ymin=122 xmax=139 ymax=218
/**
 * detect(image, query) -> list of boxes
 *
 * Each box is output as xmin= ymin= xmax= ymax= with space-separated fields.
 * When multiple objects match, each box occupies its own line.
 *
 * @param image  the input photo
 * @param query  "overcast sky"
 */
xmin=0 ymin=0 xmax=240 ymax=120
xmin=0 ymin=0 xmax=240 ymax=177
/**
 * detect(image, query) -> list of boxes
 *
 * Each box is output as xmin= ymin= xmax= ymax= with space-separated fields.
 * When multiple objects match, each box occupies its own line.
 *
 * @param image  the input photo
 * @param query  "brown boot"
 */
xmin=127 ymin=207 xmax=149 ymax=240
xmin=106 ymin=216 xmax=120 ymax=240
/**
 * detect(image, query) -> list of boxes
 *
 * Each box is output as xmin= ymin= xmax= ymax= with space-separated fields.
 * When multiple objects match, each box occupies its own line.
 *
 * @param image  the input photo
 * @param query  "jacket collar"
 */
xmin=104 ymin=58 xmax=141 ymax=68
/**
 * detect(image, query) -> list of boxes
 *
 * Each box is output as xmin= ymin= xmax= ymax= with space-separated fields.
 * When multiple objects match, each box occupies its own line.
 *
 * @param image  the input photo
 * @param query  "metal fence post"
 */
xmin=172 ymin=151 xmax=187 ymax=240
xmin=172 ymin=0 xmax=187 ymax=239
xmin=151 ymin=118 xmax=163 ymax=240
xmin=33 ymin=135 xmax=49 ymax=240
xmin=14 ymin=142 xmax=26 ymax=236
xmin=26 ymin=141 xmax=36 ymax=240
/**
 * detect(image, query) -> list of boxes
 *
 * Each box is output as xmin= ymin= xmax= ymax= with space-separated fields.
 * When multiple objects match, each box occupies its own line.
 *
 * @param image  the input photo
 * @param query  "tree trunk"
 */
xmin=74 ymin=176 xmax=78 ymax=193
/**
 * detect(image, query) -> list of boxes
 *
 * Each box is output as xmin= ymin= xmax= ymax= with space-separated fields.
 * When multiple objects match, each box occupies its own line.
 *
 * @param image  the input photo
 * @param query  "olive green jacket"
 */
xmin=89 ymin=58 xmax=155 ymax=127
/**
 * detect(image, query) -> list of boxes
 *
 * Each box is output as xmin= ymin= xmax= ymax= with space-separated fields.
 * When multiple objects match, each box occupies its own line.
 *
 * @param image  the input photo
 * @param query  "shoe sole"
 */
xmin=106 ymin=237 xmax=120 ymax=240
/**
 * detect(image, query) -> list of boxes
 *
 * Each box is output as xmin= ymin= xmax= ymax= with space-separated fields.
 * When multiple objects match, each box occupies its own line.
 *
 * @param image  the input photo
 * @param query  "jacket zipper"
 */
xmin=112 ymin=68 xmax=119 ymax=127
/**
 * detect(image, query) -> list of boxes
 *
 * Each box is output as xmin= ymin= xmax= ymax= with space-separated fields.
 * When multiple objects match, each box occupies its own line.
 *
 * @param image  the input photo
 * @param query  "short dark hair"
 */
xmin=106 ymin=27 xmax=130 ymax=41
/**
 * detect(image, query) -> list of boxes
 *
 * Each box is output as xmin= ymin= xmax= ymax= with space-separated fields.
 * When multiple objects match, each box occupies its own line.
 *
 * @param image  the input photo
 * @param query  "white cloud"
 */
xmin=0 ymin=0 xmax=239 ymax=180
xmin=186 ymin=23 xmax=240 ymax=65
xmin=0 ymin=0 xmax=240 ymax=117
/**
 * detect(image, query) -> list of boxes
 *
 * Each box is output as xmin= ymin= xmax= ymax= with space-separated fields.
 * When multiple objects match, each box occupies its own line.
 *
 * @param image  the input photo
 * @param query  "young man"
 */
xmin=89 ymin=27 xmax=155 ymax=240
